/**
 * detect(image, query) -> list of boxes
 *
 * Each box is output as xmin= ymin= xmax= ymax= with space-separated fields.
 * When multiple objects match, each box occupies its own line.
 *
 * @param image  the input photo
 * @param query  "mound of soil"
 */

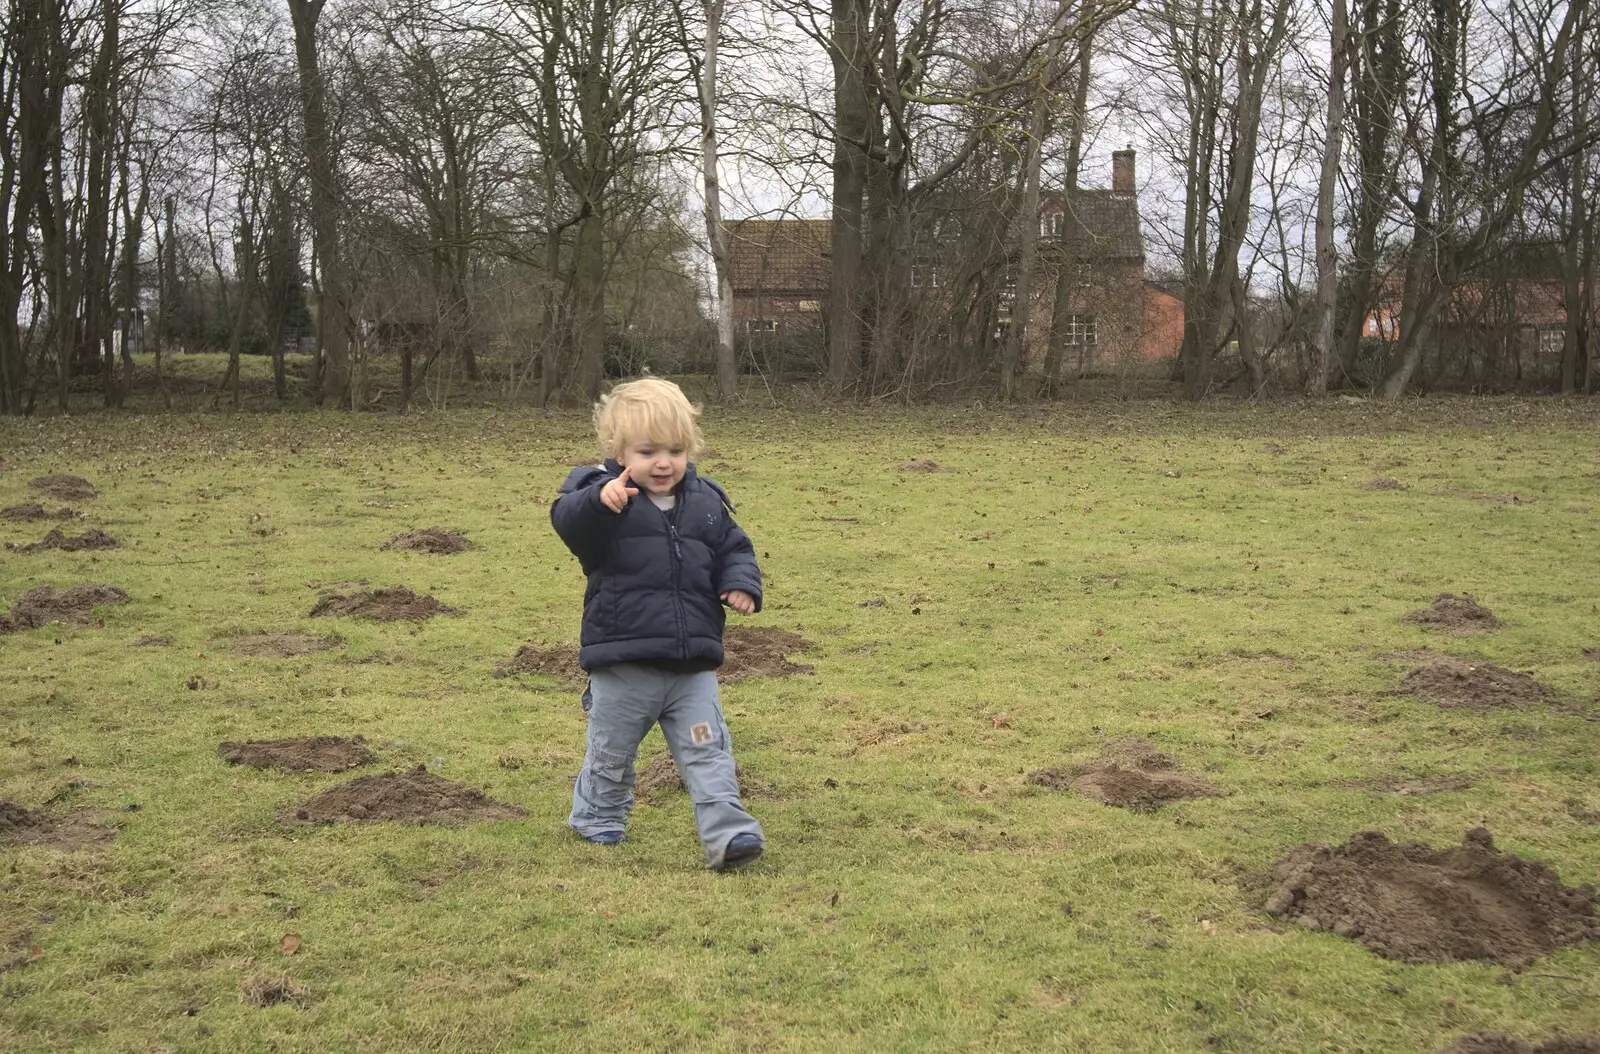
xmin=283 ymin=765 xmax=524 ymax=826
xmin=1404 ymin=593 xmax=1502 ymax=632
xmin=0 ymin=801 xmax=115 ymax=849
xmin=226 ymin=631 xmax=344 ymax=658
xmin=633 ymin=753 xmax=775 ymax=803
xmin=1370 ymin=477 xmax=1405 ymax=490
xmin=1263 ymin=828 xmax=1600 ymax=966
xmin=219 ymin=736 xmax=373 ymax=773
xmin=721 ymin=626 xmax=814 ymax=682
xmin=0 ymin=802 xmax=50 ymax=839
xmin=1440 ymin=1035 xmax=1600 ymax=1054
xmin=308 ymin=586 xmax=457 ymax=622
xmin=133 ymin=634 xmax=173 ymax=647
xmin=381 ymin=527 xmax=473 ymax=554
xmin=1399 ymin=658 xmax=1553 ymax=710
xmin=1029 ymin=737 xmax=1220 ymax=811
xmin=0 ymin=583 xmax=131 ymax=634
xmin=10 ymin=528 xmax=119 ymax=553
xmin=0 ymin=502 xmax=78 ymax=522
xmin=495 ymin=643 xmax=583 ymax=684
xmin=634 ymin=754 xmax=685 ymax=801
xmin=27 ymin=475 xmax=97 ymax=501
xmin=899 ymin=459 xmax=954 ymax=472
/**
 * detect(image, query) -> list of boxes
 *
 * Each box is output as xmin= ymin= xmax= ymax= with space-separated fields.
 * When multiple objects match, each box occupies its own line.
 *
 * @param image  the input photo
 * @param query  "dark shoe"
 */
xmin=717 ymin=833 xmax=764 ymax=870
xmin=582 ymin=830 xmax=624 ymax=846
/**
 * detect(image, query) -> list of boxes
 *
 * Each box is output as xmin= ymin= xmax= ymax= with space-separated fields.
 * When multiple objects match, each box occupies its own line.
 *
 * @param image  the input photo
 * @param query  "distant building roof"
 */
xmin=727 ymin=219 xmax=831 ymax=296
xmin=1043 ymin=189 xmax=1144 ymax=262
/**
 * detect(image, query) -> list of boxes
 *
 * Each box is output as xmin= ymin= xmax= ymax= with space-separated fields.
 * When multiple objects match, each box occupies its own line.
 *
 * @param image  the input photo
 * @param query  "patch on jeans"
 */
xmin=691 ymin=722 xmax=714 ymax=745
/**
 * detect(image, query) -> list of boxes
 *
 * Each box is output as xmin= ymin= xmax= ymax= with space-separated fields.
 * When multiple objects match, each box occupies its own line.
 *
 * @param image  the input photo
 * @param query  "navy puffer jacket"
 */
xmin=551 ymin=460 xmax=763 ymax=671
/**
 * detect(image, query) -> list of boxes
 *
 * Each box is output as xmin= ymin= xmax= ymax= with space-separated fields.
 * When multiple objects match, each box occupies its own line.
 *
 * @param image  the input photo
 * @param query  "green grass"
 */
xmin=1 ymin=399 xmax=1598 ymax=1052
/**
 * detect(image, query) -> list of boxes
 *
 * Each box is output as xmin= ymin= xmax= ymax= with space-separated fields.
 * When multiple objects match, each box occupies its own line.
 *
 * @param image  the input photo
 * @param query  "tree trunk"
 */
xmin=1042 ymin=8 xmax=1094 ymax=398
xmin=1002 ymin=94 xmax=1048 ymax=401
xmin=1002 ymin=0 xmax=1077 ymax=402
xmin=151 ymin=195 xmax=174 ymax=409
xmin=82 ymin=0 xmax=119 ymax=406
xmin=1232 ymin=272 xmax=1266 ymax=392
xmin=1308 ymin=0 xmax=1348 ymax=397
xmin=827 ymin=0 xmax=871 ymax=392
xmin=699 ymin=0 xmax=737 ymax=400
xmin=288 ymin=0 xmax=352 ymax=409
xmin=1180 ymin=0 xmax=1290 ymax=401
xmin=573 ymin=205 xmax=606 ymax=401
xmin=221 ymin=215 xmax=256 ymax=410
xmin=1561 ymin=29 xmax=1590 ymax=395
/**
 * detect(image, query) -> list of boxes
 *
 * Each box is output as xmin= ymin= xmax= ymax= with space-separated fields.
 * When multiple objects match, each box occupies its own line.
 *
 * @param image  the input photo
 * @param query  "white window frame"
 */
xmin=1064 ymin=313 xmax=1097 ymax=347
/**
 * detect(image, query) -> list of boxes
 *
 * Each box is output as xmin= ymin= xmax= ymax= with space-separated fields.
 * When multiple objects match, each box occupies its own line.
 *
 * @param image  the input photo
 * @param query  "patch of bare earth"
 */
xmin=219 ymin=736 xmax=373 ymax=773
xmin=9 ymin=528 xmax=119 ymax=553
xmin=133 ymin=634 xmax=173 ymax=647
xmin=0 ymin=801 xmax=115 ymax=849
xmin=226 ymin=631 xmax=344 ymax=658
xmin=1028 ymin=737 xmax=1220 ymax=811
xmin=0 ymin=502 xmax=78 ymax=522
xmin=721 ymin=626 xmax=814 ymax=682
xmin=0 ymin=583 xmax=131 ymax=634
xmin=27 ymin=475 xmax=97 ymax=501
xmin=899 ymin=459 xmax=956 ymax=472
xmin=1370 ymin=477 xmax=1406 ymax=490
xmin=633 ymin=753 xmax=777 ymax=804
xmin=381 ymin=527 xmax=473 ymax=554
xmin=495 ymin=644 xmax=583 ymax=684
xmin=1363 ymin=774 xmax=1478 ymax=795
xmin=1262 ymin=828 xmax=1600 ymax=966
xmin=308 ymin=586 xmax=457 ymax=622
xmin=1398 ymin=658 xmax=1553 ymax=710
xmin=241 ymin=972 xmax=310 ymax=1008
xmin=282 ymin=765 xmax=524 ymax=826
xmin=1439 ymin=1035 xmax=1600 ymax=1054
xmin=1404 ymin=593 xmax=1502 ymax=632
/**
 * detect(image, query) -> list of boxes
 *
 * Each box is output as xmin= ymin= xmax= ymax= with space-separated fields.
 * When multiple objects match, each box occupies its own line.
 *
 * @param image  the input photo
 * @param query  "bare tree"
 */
xmin=1307 ymin=0 xmax=1348 ymax=397
xmin=1378 ymin=0 xmax=1590 ymax=398
xmin=288 ymin=0 xmax=355 ymax=407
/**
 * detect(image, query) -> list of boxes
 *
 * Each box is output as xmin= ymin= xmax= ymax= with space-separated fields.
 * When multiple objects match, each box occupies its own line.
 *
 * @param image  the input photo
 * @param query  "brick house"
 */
xmin=1364 ymin=264 xmax=1593 ymax=384
xmin=1025 ymin=150 xmax=1180 ymax=365
xmin=726 ymin=219 xmax=831 ymax=335
xmin=725 ymin=151 xmax=1181 ymax=366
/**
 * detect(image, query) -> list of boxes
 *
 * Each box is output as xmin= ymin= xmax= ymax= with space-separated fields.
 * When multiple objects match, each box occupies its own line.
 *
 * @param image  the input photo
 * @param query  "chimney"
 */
xmin=1112 ymin=149 xmax=1136 ymax=195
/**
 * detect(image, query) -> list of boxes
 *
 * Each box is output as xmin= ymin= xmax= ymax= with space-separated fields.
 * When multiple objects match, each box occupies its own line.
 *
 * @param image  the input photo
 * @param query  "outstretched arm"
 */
xmin=551 ymin=465 xmax=636 ymax=570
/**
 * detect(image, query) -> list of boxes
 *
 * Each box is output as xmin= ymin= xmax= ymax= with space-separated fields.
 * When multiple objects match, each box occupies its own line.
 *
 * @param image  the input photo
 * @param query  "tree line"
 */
xmin=1 ymin=0 xmax=1595 ymax=412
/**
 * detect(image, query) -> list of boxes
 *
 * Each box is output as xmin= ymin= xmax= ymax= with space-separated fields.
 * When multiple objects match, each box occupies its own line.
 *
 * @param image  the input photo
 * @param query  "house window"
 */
xmin=912 ymin=264 xmax=941 ymax=289
xmin=747 ymin=318 xmax=777 ymax=333
xmin=1064 ymin=313 xmax=1097 ymax=346
xmin=1043 ymin=212 xmax=1064 ymax=240
xmin=1537 ymin=328 xmax=1565 ymax=356
xmin=797 ymin=300 xmax=821 ymax=312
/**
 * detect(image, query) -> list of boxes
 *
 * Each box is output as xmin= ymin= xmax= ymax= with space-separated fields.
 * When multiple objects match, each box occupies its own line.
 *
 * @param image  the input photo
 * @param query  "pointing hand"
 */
xmin=600 ymin=465 xmax=639 ymax=513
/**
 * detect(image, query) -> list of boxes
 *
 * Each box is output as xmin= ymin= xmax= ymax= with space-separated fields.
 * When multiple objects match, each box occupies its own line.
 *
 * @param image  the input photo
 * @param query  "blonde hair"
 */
xmin=593 ymin=378 xmax=704 ymax=459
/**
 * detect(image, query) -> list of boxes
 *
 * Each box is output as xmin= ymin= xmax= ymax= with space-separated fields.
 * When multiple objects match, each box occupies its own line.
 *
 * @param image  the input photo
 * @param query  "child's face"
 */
xmin=620 ymin=435 xmax=687 ymax=497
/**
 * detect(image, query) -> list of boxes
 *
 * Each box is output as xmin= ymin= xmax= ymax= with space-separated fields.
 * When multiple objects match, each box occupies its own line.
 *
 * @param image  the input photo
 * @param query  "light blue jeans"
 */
xmin=569 ymin=662 xmax=764 ymax=868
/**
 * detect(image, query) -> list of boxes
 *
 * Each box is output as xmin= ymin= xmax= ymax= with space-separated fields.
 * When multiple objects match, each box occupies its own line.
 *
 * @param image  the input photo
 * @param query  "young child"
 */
xmin=550 ymin=378 xmax=766 ymax=870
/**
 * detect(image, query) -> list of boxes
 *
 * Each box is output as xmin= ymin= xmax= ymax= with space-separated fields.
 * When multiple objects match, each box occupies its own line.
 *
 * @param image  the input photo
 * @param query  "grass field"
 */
xmin=1 ymin=398 xmax=1598 ymax=1052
